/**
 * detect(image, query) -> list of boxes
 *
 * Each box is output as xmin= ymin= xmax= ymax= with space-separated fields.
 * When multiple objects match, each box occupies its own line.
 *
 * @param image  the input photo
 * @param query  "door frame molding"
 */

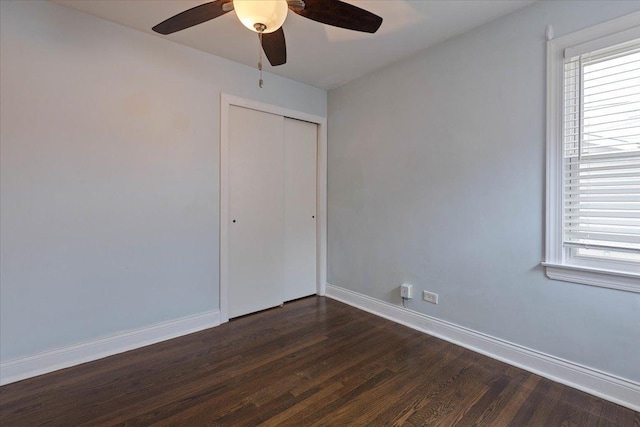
xmin=220 ymin=93 xmax=327 ymax=323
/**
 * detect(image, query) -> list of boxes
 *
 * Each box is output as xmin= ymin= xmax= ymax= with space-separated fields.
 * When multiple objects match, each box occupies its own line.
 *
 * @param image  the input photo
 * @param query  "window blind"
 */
xmin=563 ymin=38 xmax=640 ymax=254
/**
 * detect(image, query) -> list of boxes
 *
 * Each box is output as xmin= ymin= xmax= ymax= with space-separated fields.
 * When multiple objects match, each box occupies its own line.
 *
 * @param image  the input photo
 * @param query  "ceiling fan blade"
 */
xmin=152 ymin=0 xmax=233 ymax=35
xmin=261 ymin=27 xmax=287 ymax=66
xmin=293 ymin=0 xmax=382 ymax=33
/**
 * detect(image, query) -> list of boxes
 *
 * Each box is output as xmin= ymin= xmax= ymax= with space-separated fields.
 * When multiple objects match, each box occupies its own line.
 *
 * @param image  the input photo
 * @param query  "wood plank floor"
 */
xmin=1 ymin=296 xmax=638 ymax=426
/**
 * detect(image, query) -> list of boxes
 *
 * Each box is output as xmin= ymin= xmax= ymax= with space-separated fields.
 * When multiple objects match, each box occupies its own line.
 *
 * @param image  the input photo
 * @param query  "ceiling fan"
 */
xmin=152 ymin=0 xmax=383 ymax=68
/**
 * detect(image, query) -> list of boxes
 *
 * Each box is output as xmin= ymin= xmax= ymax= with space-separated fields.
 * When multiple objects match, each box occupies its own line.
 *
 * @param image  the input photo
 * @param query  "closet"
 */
xmin=227 ymin=105 xmax=317 ymax=319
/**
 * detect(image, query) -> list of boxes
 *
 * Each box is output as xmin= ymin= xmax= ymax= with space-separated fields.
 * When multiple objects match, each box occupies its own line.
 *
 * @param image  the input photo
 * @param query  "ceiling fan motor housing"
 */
xmin=234 ymin=0 xmax=288 ymax=33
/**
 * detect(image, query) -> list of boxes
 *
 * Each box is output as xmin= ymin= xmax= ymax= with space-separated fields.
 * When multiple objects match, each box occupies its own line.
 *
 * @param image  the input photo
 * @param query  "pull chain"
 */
xmin=258 ymin=30 xmax=264 ymax=88
xmin=254 ymin=23 xmax=267 ymax=88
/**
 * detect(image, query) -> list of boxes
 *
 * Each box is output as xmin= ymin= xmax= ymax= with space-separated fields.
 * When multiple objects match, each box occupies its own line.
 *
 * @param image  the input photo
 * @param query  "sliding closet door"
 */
xmin=283 ymin=118 xmax=317 ymax=301
xmin=228 ymin=106 xmax=284 ymax=318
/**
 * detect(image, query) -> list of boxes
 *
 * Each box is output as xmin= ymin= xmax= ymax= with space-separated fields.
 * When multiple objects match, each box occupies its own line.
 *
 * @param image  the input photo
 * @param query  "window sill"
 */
xmin=542 ymin=262 xmax=640 ymax=293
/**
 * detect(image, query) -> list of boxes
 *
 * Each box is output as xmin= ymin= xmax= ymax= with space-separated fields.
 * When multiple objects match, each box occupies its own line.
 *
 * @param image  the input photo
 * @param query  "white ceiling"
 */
xmin=52 ymin=0 xmax=536 ymax=90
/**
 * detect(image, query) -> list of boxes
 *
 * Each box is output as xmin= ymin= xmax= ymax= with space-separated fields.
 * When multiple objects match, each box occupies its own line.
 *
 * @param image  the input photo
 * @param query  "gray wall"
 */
xmin=328 ymin=0 xmax=640 ymax=382
xmin=0 ymin=0 xmax=326 ymax=361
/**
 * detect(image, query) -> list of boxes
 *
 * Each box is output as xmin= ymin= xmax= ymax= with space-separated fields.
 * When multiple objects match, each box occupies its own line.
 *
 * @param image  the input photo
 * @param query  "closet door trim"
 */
xmin=220 ymin=94 xmax=327 ymax=323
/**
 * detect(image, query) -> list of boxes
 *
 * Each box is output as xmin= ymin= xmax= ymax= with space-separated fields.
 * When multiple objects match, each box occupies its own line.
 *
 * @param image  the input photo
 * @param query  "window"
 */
xmin=545 ymin=13 xmax=640 ymax=293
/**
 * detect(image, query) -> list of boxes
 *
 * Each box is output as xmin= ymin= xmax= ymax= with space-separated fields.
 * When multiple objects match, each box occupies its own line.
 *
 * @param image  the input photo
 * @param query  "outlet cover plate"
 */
xmin=423 ymin=291 xmax=438 ymax=304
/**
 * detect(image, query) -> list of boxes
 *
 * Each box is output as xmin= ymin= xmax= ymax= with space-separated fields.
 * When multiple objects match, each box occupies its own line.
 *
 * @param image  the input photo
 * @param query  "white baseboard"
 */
xmin=325 ymin=284 xmax=640 ymax=412
xmin=0 ymin=310 xmax=221 ymax=386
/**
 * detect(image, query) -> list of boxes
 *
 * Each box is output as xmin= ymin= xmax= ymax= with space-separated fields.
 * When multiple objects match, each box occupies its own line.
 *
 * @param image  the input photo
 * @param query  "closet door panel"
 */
xmin=283 ymin=118 xmax=317 ymax=301
xmin=228 ymin=106 xmax=284 ymax=318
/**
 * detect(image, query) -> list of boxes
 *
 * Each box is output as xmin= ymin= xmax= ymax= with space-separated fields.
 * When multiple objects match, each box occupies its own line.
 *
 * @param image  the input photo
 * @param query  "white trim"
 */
xmin=545 ymin=25 xmax=564 ymax=266
xmin=550 ymin=12 xmax=640 ymax=51
xmin=325 ymin=284 xmax=640 ymax=412
xmin=544 ymin=11 xmax=640 ymax=293
xmin=219 ymin=94 xmax=328 ymax=323
xmin=543 ymin=262 xmax=640 ymax=293
xmin=564 ymin=26 xmax=640 ymax=59
xmin=0 ymin=310 xmax=220 ymax=386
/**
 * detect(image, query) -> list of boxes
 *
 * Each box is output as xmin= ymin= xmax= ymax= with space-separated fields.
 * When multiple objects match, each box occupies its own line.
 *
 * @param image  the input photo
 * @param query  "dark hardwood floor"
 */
xmin=1 ymin=296 xmax=638 ymax=426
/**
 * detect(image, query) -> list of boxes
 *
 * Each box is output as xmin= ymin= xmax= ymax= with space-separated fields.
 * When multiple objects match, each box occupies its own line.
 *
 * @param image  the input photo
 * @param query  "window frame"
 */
xmin=544 ymin=12 xmax=640 ymax=293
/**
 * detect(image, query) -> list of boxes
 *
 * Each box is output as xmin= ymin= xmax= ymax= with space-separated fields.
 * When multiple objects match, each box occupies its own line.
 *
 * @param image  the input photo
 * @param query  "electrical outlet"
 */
xmin=400 ymin=283 xmax=413 ymax=299
xmin=423 ymin=291 xmax=438 ymax=304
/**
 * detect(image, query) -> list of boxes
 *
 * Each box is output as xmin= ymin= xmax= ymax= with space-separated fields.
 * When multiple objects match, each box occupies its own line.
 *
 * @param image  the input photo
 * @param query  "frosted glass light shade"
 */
xmin=234 ymin=0 xmax=288 ymax=33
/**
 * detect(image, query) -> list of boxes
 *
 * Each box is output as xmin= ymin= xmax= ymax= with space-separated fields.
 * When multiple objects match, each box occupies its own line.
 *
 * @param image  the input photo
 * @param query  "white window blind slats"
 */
xmin=564 ymin=187 xmax=640 ymax=196
xmin=586 ymin=65 xmax=640 ymax=82
xmin=565 ymin=211 xmax=638 ymax=219
xmin=583 ymin=92 xmax=640 ymax=105
xmin=564 ymin=231 xmax=640 ymax=244
xmin=565 ymin=170 xmax=640 ymax=180
xmin=565 ymin=152 xmax=640 ymax=163
xmin=580 ymin=113 xmax=640 ymax=124
xmin=564 ymin=139 xmax=640 ymax=150
xmin=564 ymin=217 xmax=640 ymax=226
xmin=563 ymin=39 xmax=640 ymax=254
xmin=562 ymin=243 xmax=640 ymax=254
xmin=566 ymin=224 xmax=640 ymax=234
xmin=583 ymin=77 xmax=639 ymax=94
xmin=565 ymin=195 xmax=639 ymax=203
xmin=565 ymin=204 xmax=639 ymax=212
xmin=571 ymin=123 xmax=639 ymax=135
xmin=565 ymin=160 xmax=638 ymax=172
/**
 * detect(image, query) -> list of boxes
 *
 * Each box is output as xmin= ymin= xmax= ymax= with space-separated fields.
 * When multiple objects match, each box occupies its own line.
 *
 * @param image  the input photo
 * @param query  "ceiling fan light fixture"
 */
xmin=233 ymin=0 xmax=288 ymax=33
